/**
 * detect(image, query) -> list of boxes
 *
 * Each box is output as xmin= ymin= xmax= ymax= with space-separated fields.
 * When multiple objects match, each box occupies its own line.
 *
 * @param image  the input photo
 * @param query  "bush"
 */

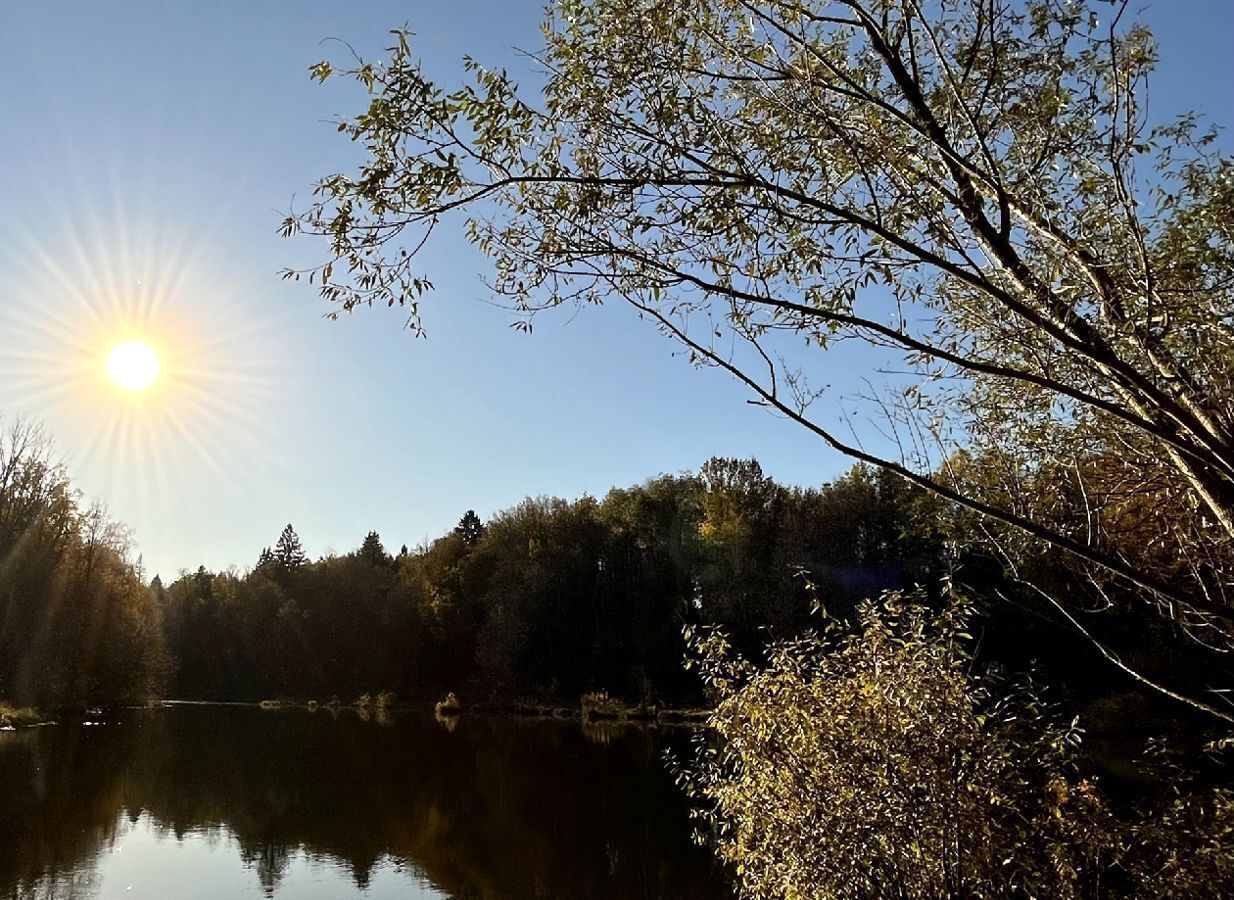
xmin=434 ymin=692 xmax=461 ymax=716
xmin=581 ymin=690 xmax=625 ymax=721
xmin=0 ymin=703 xmax=45 ymax=728
xmin=682 ymin=592 xmax=1234 ymax=899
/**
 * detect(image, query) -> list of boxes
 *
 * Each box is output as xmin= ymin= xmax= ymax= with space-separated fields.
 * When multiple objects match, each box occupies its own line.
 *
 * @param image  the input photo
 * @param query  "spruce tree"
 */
xmin=358 ymin=530 xmax=391 ymax=566
xmin=274 ymin=524 xmax=307 ymax=570
xmin=454 ymin=510 xmax=485 ymax=546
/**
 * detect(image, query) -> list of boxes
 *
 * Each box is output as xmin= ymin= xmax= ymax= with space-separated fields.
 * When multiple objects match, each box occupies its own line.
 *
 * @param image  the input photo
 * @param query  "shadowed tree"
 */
xmin=0 ymin=417 xmax=169 ymax=706
xmin=255 ymin=547 xmax=275 ymax=572
xmin=358 ymin=530 xmax=392 ymax=567
xmin=274 ymin=524 xmax=308 ymax=571
xmin=454 ymin=510 xmax=485 ymax=547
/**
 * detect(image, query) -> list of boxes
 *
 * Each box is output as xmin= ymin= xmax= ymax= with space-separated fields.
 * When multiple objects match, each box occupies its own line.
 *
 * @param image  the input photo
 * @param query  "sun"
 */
xmin=106 ymin=340 xmax=161 ymax=392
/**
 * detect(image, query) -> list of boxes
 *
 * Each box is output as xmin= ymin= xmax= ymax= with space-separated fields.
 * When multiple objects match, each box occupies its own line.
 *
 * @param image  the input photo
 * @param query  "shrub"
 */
xmin=581 ymin=690 xmax=625 ymax=721
xmin=682 ymin=591 xmax=1234 ymax=899
xmin=434 ymin=692 xmax=461 ymax=716
xmin=0 ymin=703 xmax=45 ymax=728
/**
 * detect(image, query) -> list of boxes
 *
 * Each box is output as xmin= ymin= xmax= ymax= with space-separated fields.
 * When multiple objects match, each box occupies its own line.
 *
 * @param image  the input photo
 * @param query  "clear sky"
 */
xmin=1 ymin=1 xmax=1230 ymax=580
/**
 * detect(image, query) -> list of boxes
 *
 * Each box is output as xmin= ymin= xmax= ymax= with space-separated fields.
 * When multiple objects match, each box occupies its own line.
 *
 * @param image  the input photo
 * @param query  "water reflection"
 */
xmin=0 ymin=707 xmax=731 ymax=899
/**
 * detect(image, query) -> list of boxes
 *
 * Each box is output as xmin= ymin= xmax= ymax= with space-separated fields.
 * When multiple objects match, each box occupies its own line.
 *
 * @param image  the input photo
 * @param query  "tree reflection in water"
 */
xmin=0 ymin=707 xmax=731 ymax=899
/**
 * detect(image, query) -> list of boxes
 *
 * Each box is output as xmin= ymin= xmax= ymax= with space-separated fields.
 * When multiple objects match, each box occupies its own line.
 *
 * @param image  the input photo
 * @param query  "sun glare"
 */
xmin=106 ymin=340 xmax=161 ymax=392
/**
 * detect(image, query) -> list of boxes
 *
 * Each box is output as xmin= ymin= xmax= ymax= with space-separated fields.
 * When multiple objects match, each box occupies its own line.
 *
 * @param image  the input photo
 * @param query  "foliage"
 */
xmin=274 ymin=523 xmax=308 ymax=570
xmin=683 ymin=592 xmax=1234 ymax=899
xmin=0 ymin=703 xmax=46 ymax=729
xmin=581 ymin=690 xmax=625 ymax=720
xmin=161 ymin=458 xmax=939 ymax=706
xmin=287 ymin=0 xmax=1234 ymax=718
xmin=454 ymin=510 xmax=485 ymax=546
xmin=358 ymin=530 xmax=392 ymax=567
xmin=375 ymin=690 xmax=397 ymax=708
xmin=0 ymin=418 xmax=169 ymax=707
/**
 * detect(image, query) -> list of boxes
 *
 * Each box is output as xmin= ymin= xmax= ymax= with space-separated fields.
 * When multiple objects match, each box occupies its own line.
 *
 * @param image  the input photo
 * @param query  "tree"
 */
xmin=0 ymin=417 xmax=169 ymax=706
xmin=274 ymin=524 xmax=308 ymax=570
xmin=358 ymin=530 xmax=392 ymax=566
xmin=287 ymin=0 xmax=1234 ymax=720
xmin=454 ymin=510 xmax=485 ymax=546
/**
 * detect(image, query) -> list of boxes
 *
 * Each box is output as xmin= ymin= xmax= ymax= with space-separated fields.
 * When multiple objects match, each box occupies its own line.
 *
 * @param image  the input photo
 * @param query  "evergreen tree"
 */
xmin=255 ymin=547 xmax=275 ymax=572
xmin=358 ymin=530 xmax=391 ymax=566
xmin=274 ymin=525 xmax=307 ymax=570
xmin=455 ymin=510 xmax=485 ymax=546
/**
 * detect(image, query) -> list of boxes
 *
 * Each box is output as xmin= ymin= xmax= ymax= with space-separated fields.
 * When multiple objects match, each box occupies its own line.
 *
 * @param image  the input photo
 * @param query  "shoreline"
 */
xmin=0 ymin=704 xmax=55 ymax=730
xmin=2 ymin=698 xmax=713 ymax=729
xmin=157 ymin=697 xmax=713 ymax=726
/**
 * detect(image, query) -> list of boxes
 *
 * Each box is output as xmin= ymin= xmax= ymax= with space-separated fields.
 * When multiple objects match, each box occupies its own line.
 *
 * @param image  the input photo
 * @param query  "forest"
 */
xmin=2 ymin=415 xmax=1220 ymax=734
xmin=0 ymin=415 xmax=930 ymax=707
xmin=159 ymin=457 xmax=944 ymax=706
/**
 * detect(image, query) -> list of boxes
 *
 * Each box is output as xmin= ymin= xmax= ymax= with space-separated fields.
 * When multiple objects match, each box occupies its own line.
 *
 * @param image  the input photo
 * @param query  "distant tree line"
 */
xmin=1 ymin=413 xmax=1223 ymax=717
xmin=158 ymin=458 xmax=944 ymax=705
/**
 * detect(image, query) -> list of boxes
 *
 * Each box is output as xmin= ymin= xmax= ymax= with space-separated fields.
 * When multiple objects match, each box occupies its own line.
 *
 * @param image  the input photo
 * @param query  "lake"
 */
xmin=0 ymin=705 xmax=733 ymax=899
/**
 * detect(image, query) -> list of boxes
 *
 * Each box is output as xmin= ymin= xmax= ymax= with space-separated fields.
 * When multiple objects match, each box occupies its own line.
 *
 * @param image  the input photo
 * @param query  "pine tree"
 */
xmin=255 ymin=546 xmax=275 ymax=571
xmin=454 ymin=509 xmax=485 ymax=546
xmin=274 ymin=524 xmax=308 ymax=570
xmin=358 ymin=530 xmax=391 ymax=566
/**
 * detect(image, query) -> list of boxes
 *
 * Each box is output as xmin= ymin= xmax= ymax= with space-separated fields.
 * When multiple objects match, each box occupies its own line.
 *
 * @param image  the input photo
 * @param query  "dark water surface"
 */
xmin=0 ymin=706 xmax=732 ymax=899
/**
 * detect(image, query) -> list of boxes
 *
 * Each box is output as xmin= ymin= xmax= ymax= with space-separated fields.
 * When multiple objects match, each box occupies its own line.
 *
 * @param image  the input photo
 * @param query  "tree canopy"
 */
xmin=0 ymin=419 xmax=168 ymax=707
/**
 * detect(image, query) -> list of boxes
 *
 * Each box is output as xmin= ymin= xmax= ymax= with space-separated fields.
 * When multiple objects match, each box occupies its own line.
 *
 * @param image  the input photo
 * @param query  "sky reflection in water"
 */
xmin=0 ymin=706 xmax=730 ymax=899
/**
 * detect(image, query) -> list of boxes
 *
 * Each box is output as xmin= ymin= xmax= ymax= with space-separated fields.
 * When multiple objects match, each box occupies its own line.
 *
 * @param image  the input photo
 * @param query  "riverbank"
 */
xmin=0 ymin=703 xmax=53 ymax=729
xmin=449 ymin=693 xmax=711 ymax=726
xmin=159 ymin=696 xmax=713 ymax=726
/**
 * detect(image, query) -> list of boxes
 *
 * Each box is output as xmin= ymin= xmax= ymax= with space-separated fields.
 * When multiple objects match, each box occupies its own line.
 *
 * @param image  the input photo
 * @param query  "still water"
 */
xmin=0 ymin=706 xmax=733 ymax=899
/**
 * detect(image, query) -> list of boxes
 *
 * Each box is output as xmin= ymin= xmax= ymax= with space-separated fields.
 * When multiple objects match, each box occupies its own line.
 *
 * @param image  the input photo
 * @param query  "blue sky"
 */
xmin=1 ymin=1 xmax=1230 ymax=579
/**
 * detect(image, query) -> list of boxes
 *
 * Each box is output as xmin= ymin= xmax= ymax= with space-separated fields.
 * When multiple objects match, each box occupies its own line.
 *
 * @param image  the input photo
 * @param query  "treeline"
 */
xmin=160 ymin=458 xmax=942 ymax=705
xmin=2 ymin=415 xmax=1215 ymax=716
xmin=0 ymin=422 xmax=168 ymax=707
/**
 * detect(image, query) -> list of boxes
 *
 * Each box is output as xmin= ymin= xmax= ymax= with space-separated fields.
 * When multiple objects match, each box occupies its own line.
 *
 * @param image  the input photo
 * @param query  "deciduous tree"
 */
xmin=287 ymin=0 xmax=1234 ymax=719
